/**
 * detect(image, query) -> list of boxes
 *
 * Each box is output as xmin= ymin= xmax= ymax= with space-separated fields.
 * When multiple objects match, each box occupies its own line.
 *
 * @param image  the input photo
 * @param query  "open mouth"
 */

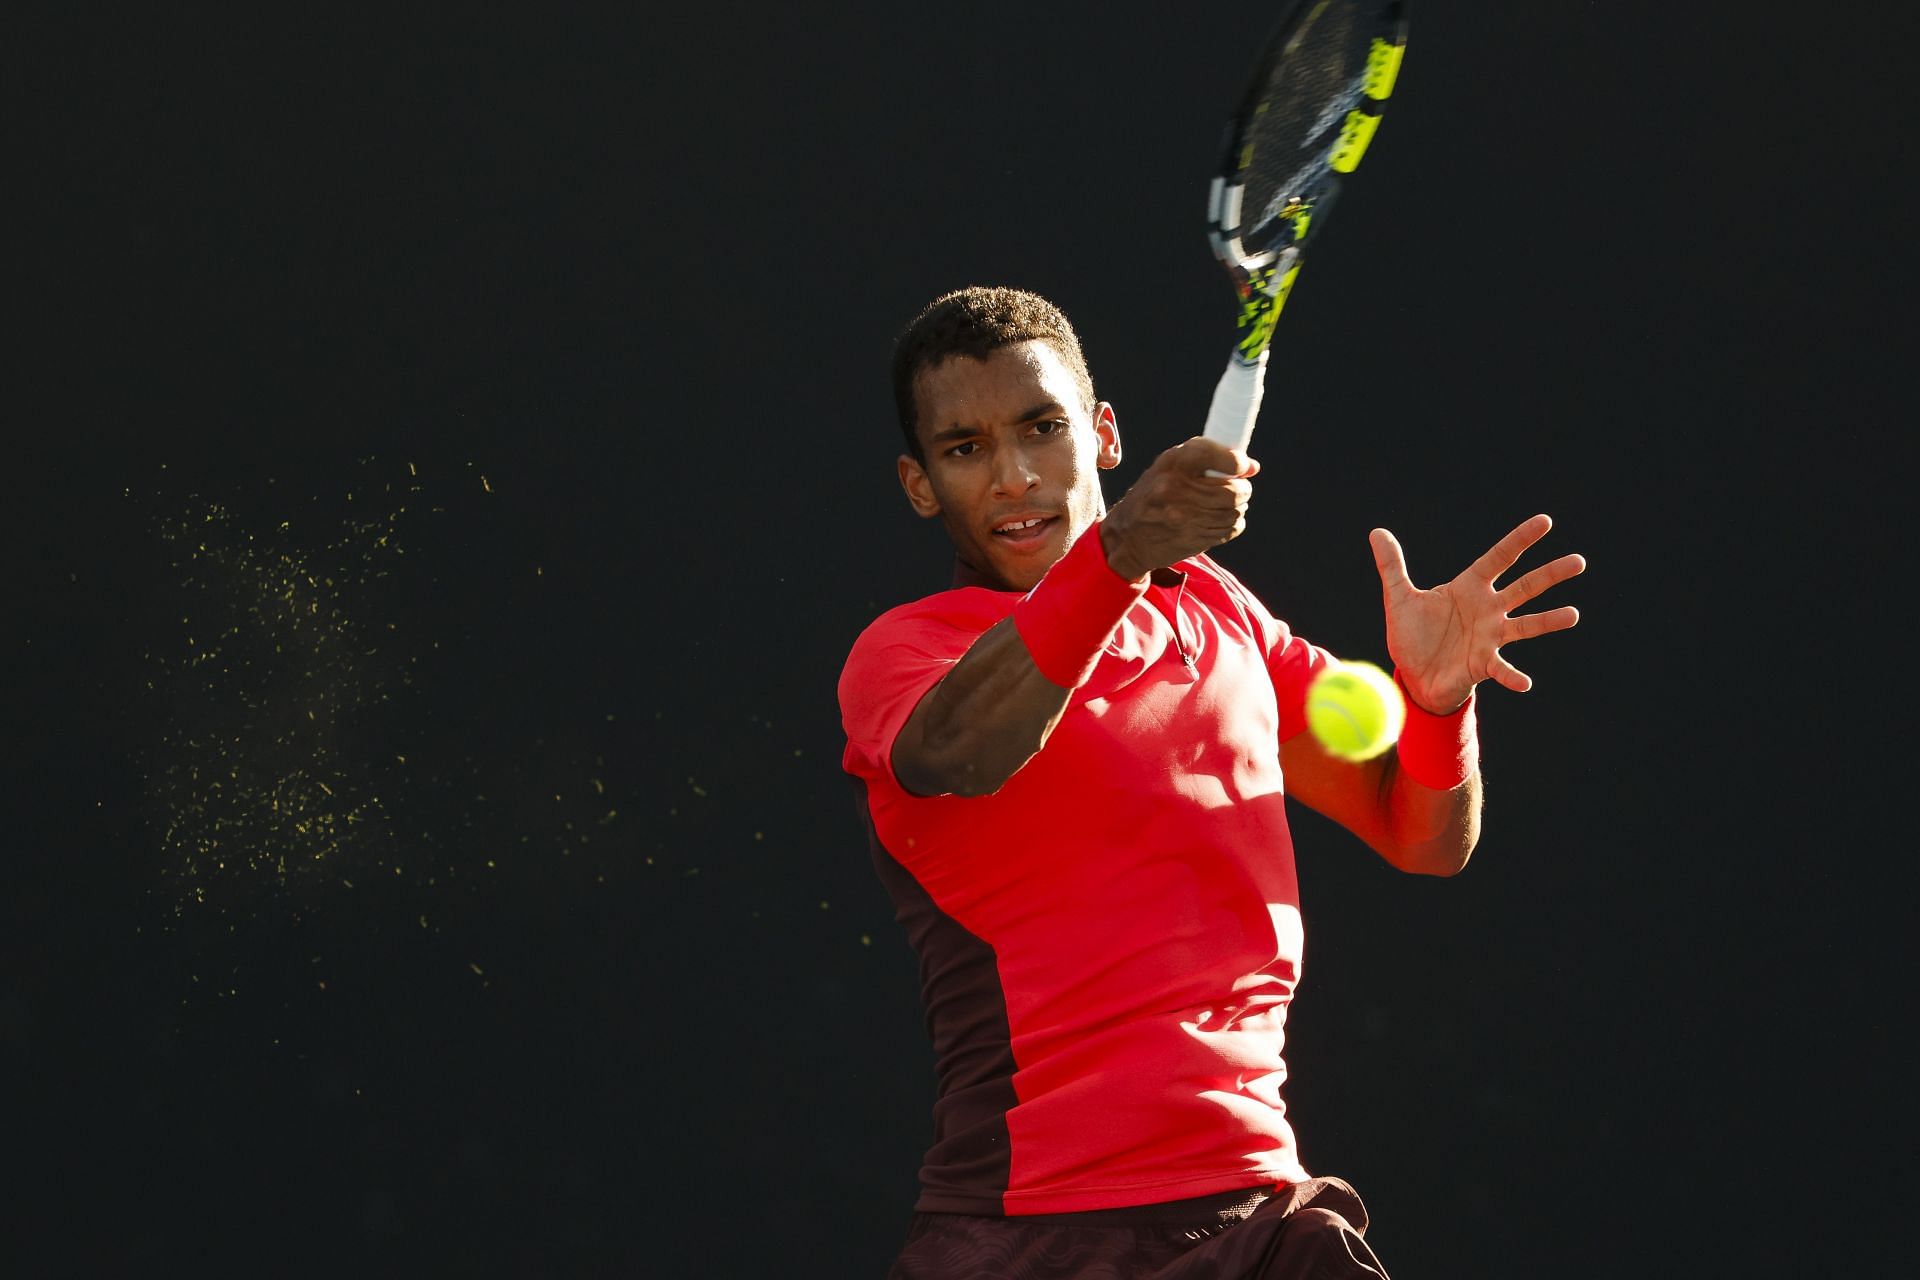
xmin=991 ymin=515 xmax=1057 ymax=546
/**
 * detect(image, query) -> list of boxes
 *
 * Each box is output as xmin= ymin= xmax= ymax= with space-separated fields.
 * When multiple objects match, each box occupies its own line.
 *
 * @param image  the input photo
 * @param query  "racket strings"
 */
xmin=1237 ymin=4 xmax=1377 ymax=248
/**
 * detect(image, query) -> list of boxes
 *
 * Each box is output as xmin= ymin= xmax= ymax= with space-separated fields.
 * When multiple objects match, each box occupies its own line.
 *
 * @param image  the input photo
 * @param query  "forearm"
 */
xmin=893 ymin=619 xmax=1073 ymax=797
xmin=1376 ymin=679 xmax=1482 ymax=874
xmin=1295 ymin=677 xmax=1479 ymax=875
xmin=1375 ymin=759 xmax=1481 ymax=876
xmin=893 ymin=521 xmax=1147 ymax=798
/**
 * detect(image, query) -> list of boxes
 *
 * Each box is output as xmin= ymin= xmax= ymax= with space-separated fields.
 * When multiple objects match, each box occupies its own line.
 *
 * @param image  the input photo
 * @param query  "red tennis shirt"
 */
xmin=839 ymin=523 xmax=1336 ymax=1216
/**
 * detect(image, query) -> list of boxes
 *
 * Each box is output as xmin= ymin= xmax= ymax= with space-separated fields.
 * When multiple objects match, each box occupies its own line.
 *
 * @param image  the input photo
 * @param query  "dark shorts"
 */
xmin=886 ymin=1176 xmax=1389 ymax=1280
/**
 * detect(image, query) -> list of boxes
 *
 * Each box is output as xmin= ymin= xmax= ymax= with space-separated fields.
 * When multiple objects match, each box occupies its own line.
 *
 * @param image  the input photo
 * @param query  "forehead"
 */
xmin=914 ymin=341 xmax=1082 ymax=435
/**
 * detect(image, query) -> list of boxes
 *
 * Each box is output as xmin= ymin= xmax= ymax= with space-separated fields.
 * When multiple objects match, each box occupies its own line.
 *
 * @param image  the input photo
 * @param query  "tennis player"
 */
xmin=840 ymin=286 xmax=1584 ymax=1278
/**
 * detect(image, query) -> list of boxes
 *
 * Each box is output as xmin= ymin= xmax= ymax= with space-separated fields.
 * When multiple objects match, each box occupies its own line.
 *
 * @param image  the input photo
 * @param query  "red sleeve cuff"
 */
xmin=1011 ymin=520 xmax=1149 ymax=689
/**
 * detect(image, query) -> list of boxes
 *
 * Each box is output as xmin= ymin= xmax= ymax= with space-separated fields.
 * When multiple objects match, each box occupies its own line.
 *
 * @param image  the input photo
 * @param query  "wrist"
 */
xmin=1393 ymin=668 xmax=1479 ymax=790
xmin=1098 ymin=516 xmax=1149 ymax=583
xmin=1013 ymin=520 xmax=1150 ymax=688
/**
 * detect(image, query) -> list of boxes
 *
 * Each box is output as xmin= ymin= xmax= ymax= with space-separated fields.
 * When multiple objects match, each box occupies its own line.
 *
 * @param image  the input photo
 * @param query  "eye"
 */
xmin=1032 ymin=420 xmax=1062 ymax=435
xmin=947 ymin=441 xmax=979 ymax=458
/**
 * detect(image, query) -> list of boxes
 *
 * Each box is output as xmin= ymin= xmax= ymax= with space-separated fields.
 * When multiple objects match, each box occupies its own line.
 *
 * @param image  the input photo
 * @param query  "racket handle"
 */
xmin=1201 ymin=352 xmax=1268 ymax=453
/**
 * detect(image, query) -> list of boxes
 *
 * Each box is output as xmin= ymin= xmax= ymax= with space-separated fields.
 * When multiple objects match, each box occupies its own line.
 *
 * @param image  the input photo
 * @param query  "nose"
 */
xmin=991 ymin=442 xmax=1040 ymax=497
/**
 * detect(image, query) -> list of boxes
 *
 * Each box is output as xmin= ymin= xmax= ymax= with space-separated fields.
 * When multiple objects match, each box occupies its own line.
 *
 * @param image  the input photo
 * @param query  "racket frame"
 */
xmin=1200 ymin=0 xmax=1408 ymax=452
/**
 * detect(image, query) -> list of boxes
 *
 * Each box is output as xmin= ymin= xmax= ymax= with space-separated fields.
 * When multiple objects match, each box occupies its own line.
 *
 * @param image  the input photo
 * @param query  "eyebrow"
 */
xmin=926 ymin=402 xmax=1067 ymax=446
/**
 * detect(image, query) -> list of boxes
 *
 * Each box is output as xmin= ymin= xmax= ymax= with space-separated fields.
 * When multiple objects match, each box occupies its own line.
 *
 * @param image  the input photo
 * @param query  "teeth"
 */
xmin=997 ymin=518 xmax=1046 ymax=533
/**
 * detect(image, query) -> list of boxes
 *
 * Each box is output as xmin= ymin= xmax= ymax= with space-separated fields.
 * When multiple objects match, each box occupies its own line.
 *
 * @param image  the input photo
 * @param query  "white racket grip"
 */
xmin=1201 ymin=351 xmax=1269 ymax=454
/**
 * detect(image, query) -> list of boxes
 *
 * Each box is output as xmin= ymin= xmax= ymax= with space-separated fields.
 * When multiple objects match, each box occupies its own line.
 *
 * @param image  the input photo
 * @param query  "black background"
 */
xmin=12 ymin=3 xmax=1910 ymax=1276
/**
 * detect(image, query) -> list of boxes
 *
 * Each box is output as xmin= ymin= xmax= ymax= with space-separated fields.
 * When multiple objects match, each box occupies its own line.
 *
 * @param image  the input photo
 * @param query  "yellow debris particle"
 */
xmin=861 ymin=935 xmax=872 ymax=946
xmin=469 ymin=962 xmax=484 ymax=976
xmin=480 ymin=475 xmax=492 ymax=493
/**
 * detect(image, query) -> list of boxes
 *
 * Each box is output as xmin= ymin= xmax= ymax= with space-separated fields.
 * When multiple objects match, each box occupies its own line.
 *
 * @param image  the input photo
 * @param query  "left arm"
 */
xmin=1284 ymin=513 xmax=1585 ymax=877
xmin=1282 ymin=713 xmax=1481 ymax=876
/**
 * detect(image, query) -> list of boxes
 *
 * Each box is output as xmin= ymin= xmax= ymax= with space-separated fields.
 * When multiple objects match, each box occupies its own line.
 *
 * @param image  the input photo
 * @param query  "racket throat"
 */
xmin=1233 ymin=253 xmax=1301 ymax=365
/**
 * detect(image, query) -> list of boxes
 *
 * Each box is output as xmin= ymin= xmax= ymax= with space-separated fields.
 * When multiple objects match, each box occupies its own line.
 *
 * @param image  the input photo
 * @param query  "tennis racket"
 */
xmin=1201 ymin=0 xmax=1410 ymax=453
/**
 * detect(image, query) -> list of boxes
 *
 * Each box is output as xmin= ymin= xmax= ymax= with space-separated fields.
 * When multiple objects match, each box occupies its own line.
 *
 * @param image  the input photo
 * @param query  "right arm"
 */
xmin=892 ymin=437 xmax=1257 ymax=798
xmin=891 ymin=616 xmax=1074 ymax=798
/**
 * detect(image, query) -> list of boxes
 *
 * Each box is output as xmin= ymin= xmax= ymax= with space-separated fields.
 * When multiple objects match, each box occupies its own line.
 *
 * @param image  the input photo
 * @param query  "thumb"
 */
xmin=1370 ymin=528 xmax=1411 ymax=594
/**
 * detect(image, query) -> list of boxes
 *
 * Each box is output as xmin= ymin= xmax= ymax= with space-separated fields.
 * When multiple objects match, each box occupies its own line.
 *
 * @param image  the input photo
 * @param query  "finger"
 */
xmin=1209 ymin=459 xmax=1261 ymax=479
xmin=1497 ymin=552 xmax=1588 ymax=608
xmin=1188 ymin=439 xmax=1255 ymax=479
xmin=1503 ymin=605 xmax=1580 ymax=642
xmin=1370 ymin=527 xmax=1412 ymax=595
xmin=1467 ymin=514 xmax=1553 ymax=584
xmin=1205 ymin=450 xmax=1260 ymax=479
xmin=1485 ymin=649 xmax=1533 ymax=693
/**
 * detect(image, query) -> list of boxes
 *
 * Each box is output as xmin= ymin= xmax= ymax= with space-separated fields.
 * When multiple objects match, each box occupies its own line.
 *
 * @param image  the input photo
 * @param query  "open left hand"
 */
xmin=1371 ymin=514 xmax=1586 ymax=715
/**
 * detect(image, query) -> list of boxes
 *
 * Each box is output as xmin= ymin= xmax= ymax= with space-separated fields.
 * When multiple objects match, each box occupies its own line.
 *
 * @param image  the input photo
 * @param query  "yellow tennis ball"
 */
xmin=1306 ymin=660 xmax=1406 ymax=762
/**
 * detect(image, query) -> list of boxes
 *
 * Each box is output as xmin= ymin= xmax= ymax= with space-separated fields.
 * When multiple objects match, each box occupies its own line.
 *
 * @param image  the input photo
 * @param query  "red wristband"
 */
xmin=1011 ymin=520 xmax=1149 ymax=689
xmin=1393 ymin=669 xmax=1479 ymax=790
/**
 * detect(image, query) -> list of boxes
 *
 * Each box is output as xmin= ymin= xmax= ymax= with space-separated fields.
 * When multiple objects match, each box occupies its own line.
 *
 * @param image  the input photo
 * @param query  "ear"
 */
xmin=897 ymin=453 xmax=942 ymax=518
xmin=1093 ymin=402 xmax=1122 ymax=470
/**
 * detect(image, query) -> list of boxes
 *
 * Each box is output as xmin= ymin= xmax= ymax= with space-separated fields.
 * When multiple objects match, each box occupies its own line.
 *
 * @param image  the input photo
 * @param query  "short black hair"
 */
xmin=891 ymin=286 xmax=1097 ymax=460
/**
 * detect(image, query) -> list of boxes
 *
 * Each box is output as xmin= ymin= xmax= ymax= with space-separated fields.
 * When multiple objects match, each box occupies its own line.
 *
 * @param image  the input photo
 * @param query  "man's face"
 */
xmin=898 ymin=340 xmax=1121 ymax=592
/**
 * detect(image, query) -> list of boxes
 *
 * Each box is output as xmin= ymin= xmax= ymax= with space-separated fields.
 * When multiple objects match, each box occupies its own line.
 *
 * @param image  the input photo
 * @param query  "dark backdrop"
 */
xmin=13 ymin=3 xmax=1909 ymax=1276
